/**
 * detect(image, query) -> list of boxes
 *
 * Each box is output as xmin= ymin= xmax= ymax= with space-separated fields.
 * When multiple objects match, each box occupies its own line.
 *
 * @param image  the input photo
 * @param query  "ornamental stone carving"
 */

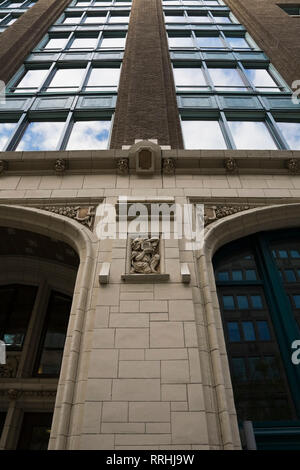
xmin=117 ymin=158 xmax=129 ymax=175
xmin=286 ymin=158 xmax=299 ymax=173
xmin=130 ymin=237 xmax=160 ymax=274
xmin=54 ymin=159 xmax=67 ymax=173
xmin=40 ymin=205 xmax=95 ymax=230
xmin=204 ymin=204 xmax=255 ymax=226
xmin=162 ymin=158 xmax=176 ymax=175
xmin=224 ymin=157 xmax=237 ymax=172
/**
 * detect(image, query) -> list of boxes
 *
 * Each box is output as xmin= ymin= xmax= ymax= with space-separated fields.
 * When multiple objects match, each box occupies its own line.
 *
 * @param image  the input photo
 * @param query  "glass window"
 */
xmin=84 ymin=15 xmax=106 ymax=23
xmin=285 ymin=269 xmax=297 ymax=282
xmin=197 ymin=35 xmax=224 ymax=48
xmin=17 ymin=413 xmax=53 ymax=450
xmin=242 ymin=321 xmax=256 ymax=341
xmin=217 ymin=271 xmax=229 ymax=281
xmin=245 ymin=270 xmax=257 ymax=280
xmin=66 ymin=120 xmax=111 ymax=150
xmin=276 ymin=122 xmax=300 ymax=150
xmin=85 ymin=67 xmax=120 ymax=91
xmin=0 ymin=122 xmax=18 ymax=150
xmin=244 ymin=68 xmax=280 ymax=91
xmin=63 ymin=15 xmax=82 ymax=24
xmin=14 ymin=69 xmax=48 ymax=92
xmin=43 ymin=37 xmax=68 ymax=50
xmin=164 ymin=14 xmax=186 ymax=23
xmin=213 ymin=15 xmax=232 ymax=23
xmin=187 ymin=14 xmax=211 ymax=23
xmin=182 ymin=119 xmax=227 ymax=149
xmin=237 ymin=295 xmax=249 ymax=309
xmin=227 ymin=322 xmax=241 ymax=342
xmin=46 ymin=68 xmax=86 ymax=92
xmin=173 ymin=67 xmax=206 ymax=88
xmin=168 ymin=35 xmax=194 ymax=48
xmin=69 ymin=36 xmax=98 ymax=49
xmin=100 ymin=36 xmax=126 ymax=48
xmin=251 ymin=295 xmax=263 ymax=309
xmin=109 ymin=14 xmax=129 ymax=23
xmin=222 ymin=295 xmax=235 ymax=309
xmin=16 ymin=121 xmax=65 ymax=151
xmin=231 ymin=357 xmax=247 ymax=382
xmin=293 ymin=295 xmax=300 ymax=308
xmin=228 ymin=121 xmax=277 ymax=150
xmin=208 ymin=67 xmax=246 ymax=91
xmin=225 ymin=36 xmax=251 ymax=49
xmin=36 ymin=292 xmax=71 ymax=376
xmin=232 ymin=270 xmax=243 ymax=281
xmin=257 ymin=321 xmax=271 ymax=340
xmin=0 ymin=285 xmax=37 ymax=349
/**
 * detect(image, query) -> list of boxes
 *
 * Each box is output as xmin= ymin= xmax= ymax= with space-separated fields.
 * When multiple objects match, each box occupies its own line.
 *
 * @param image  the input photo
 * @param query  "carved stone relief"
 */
xmin=204 ymin=204 xmax=258 ymax=226
xmin=130 ymin=237 xmax=160 ymax=274
xmin=37 ymin=205 xmax=96 ymax=230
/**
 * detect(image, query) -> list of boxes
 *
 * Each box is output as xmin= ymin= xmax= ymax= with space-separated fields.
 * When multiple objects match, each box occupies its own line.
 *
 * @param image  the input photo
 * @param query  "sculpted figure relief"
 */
xmin=130 ymin=237 xmax=160 ymax=274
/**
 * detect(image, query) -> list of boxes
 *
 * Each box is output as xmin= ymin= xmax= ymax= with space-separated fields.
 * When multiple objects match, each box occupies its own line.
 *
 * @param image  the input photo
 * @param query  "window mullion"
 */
xmin=220 ymin=110 xmax=236 ymax=149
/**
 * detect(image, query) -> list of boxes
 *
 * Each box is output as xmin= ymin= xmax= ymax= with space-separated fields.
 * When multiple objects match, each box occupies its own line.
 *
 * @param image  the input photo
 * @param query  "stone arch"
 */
xmin=0 ymin=204 xmax=98 ymax=450
xmin=197 ymin=203 xmax=300 ymax=449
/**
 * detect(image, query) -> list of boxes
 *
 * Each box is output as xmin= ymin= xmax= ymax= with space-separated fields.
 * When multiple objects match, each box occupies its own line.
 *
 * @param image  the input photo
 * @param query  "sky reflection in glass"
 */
xmin=168 ymin=36 xmax=194 ymax=48
xmin=47 ymin=68 xmax=85 ymax=92
xmin=70 ymin=37 xmax=98 ymax=49
xmin=173 ymin=67 xmax=206 ymax=87
xmin=100 ymin=36 xmax=126 ymax=48
xmin=182 ymin=120 xmax=227 ymax=149
xmin=0 ymin=123 xmax=17 ymax=150
xmin=228 ymin=121 xmax=277 ymax=149
xmin=226 ymin=36 xmax=250 ymax=48
xmin=277 ymin=122 xmax=300 ymax=150
xmin=86 ymin=68 xmax=120 ymax=90
xmin=44 ymin=38 xmax=68 ymax=50
xmin=197 ymin=36 xmax=224 ymax=48
xmin=244 ymin=69 xmax=279 ymax=91
xmin=16 ymin=122 xmax=65 ymax=151
xmin=66 ymin=121 xmax=111 ymax=150
xmin=15 ymin=69 xmax=48 ymax=92
xmin=208 ymin=68 xmax=246 ymax=90
xmin=84 ymin=16 xmax=106 ymax=23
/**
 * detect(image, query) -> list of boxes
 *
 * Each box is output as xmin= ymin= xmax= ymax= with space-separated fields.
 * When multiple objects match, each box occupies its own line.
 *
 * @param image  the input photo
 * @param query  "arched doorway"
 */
xmin=213 ymin=228 xmax=300 ymax=449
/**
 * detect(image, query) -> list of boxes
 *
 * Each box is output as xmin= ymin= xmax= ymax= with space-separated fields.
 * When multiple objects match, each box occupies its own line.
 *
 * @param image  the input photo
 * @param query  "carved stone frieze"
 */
xmin=0 ymin=389 xmax=56 ymax=399
xmin=39 ymin=205 xmax=96 ymax=230
xmin=204 ymin=204 xmax=257 ymax=226
xmin=130 ymin=237 xmax=160 ymax=274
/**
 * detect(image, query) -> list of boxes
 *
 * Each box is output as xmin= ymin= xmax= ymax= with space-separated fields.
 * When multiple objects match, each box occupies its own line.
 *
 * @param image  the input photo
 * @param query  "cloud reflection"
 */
xmin=16 ymin=122 xmax=65 ymax=151
xmin=0 ymin=123 xmax=17 ymax=150
xmin=66 ymin=120 xmax=111 ymax=150
xmin=277 ymin=122 xmax=300 ymax=150
xmin=228 ymin=121 xmax=277 ymax=149
xmin=182 ymin=120 xmax=227 ymax=149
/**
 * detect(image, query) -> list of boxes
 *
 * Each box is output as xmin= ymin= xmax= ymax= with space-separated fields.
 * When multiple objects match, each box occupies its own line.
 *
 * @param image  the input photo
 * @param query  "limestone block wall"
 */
xmin=2 ymin=163 xmax=300 ymax=449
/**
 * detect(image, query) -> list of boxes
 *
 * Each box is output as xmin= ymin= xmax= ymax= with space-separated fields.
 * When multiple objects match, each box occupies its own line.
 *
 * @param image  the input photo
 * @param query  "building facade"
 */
xmin=0 ymin=0 xmax=300 ymax=450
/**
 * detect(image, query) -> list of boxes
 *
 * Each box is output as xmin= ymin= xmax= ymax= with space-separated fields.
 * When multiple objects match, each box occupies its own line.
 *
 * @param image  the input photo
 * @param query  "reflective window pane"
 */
xmin=66 ymin=120 xmax=111 ymax=150
xmin=15 ymin=69 xmax=48 ymax=92
xmin=276 ymin=122 xmax=300 ymax=150
xmin=86 ymin=68 xmax=120 ymax=90
xmin=168 ymin=35 xmax=194 ymax=48
xmin=84 ymin=15 xmax=106 ymax=23
xmin=173 ymin=67 xmax=206 ymax=88
xmin=100 ymin=36 xmax=126 ymax=48
xmin=242 ymin=321 xmax=256 ymax=341
xmin=16 ymin=121 xmax=65 ymax=151
xmin=244 ymin=68 xmax=279 ymax=91
xmin=165 ymin=15 xmax=186 ymax=22
xmin=70 ymin=37 xmax=98 ymax=49
xmin=231 ymin=357 xmax=247 ymax=382
xmin=213 ymin=15 xmax=232 ymax=23
xmin=47 ymin=68 xmax=86 ymax=92
xmin=197 ymin=36 xmax=224 ymax=48
xmin=208 ymin=67 xmax=246 ymax=91
xmin=228 ymin=322 xmax=241 ymax=342
xmin=223 ymin=295 xmax=235 ymax=309
xmin=0 ymin=122 xmax=18 ymax=150
xmin=187 ymin=15 xmax=211 ymax=23
xmin=245 ymin=270 xmax=257 ymax=280
xmin=257 ymin=321 xmax=271 ymax=340
xmin=44 ymin=37 xmax=68 ymax=50
xmin=228 ymin=121 xmax=277 ymax=150
xmin=251 ymin=295 xmax=263 ymax=309
xmin=226 ymin=36 xmax=251 ymax=48
xmin=232 ymin=270 xmax=243 ymax=281
xmin=182 ymin=120 xmax=227 ymax=149
xmin=109 ymin=15 xmax=129 ymax=23
xmin=237 ymin=295 xmax=249 ymax=309
xmin=217 ymin=271 xmax=229 ymax=281
xmin=63 ymin=16 xmax=81 ymax=24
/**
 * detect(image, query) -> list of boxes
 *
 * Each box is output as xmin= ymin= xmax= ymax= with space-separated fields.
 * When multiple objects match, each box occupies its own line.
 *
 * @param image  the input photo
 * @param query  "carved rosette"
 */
xmin=40 ymin=205 xmax=96 ymax=230
xmin=54 ymin=159 xmax=67 ymax=173
xmin=162 ymin=158 xmax=176 ymax=175
xmin=130 ymin=237 xmax=160 ymax=274
xmin=117 ymin=158 xmax=129 ymax=175
xmin=286 ymin=158 xmax=299 ymax=173
xmin=224 ymin=157 xmax=237 ymax=172
xmin=204 ymin=204 xmax=255 ymax=226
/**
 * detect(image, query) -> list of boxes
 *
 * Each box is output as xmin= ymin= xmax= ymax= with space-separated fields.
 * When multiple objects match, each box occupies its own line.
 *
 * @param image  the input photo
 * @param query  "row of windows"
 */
xmin=173 ymin=64 xmax=283 ymax=93
xmin=70 ymin=0 xmax=132 ymax=6
xmin=0 ymin=0 xmax=35 ymax=8
xmin=0 ymin=117 xmax=112 ymax=151
xmin=164 ymin=10 xmax=236 ymax=23
xmin=227 ymin=320 xmax=271 ymax=342
xmin=36 ymin=32 xmax=127 ymax=51
xmin=181 ymin=116 xmax=300 ymax=150
xmin=10 ymin=65 xmax=121 ymax=94
xmin=57 ymin=10 xmax=130 ymax=25
xmin=168 ymin=32 xmax=256 ymax=50
xmin=163 ymin=0 xmax=223 ymax=6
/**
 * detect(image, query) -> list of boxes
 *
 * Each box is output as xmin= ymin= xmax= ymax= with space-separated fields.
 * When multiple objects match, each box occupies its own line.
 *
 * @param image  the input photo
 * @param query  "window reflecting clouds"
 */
xmin=84 ymin=15 xmax=106 ymax=23
xmin=44 ymin=37 xmax=68 ymax=50
xmin=86 ymin=68 xmax=120 ymax=90
xmin=47 ymin=68 xmax=86 ymax=92
xmin=277 ymin=122 xmax=300 ymax=150
xmin=15 ymin=69 xmax=48 ymax=92
xmin=244 ymin=69 xmax=279 ymax=91
xmin=197 ymin=36 xmax=224 ymax=48
xmin=100 ymin=36 xmax=126 ymax=48
xmin=168 ymin=35 xmax=194 ymax=48
xmin=225 ymin=36 xmax=250 ymax=48
xmin=70 ymin=37 xmax=98 ymax=49
xmin=66 ymin=121 xmax=111 ymax=150
xmin=182 ymin=120 xmax=227 ymax=149
xmin=16 ymin=122 xmax=65 ymax=151
xmin=228 ymin=121 xmax=277 ymax=149
xmin=208 ymin=68 xmax=246 ymax=91
xmin=173 ymin=67 xmax=206 ymax=88
xmin=0 ymin=123 xmax=17 ymax=150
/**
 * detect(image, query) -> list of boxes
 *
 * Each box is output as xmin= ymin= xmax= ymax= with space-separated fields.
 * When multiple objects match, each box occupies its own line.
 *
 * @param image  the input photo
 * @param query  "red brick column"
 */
xmin=0 ymin=0 xmax=70 ymax=83
xmin=110 ymin=0 xmax=183 ymax=149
